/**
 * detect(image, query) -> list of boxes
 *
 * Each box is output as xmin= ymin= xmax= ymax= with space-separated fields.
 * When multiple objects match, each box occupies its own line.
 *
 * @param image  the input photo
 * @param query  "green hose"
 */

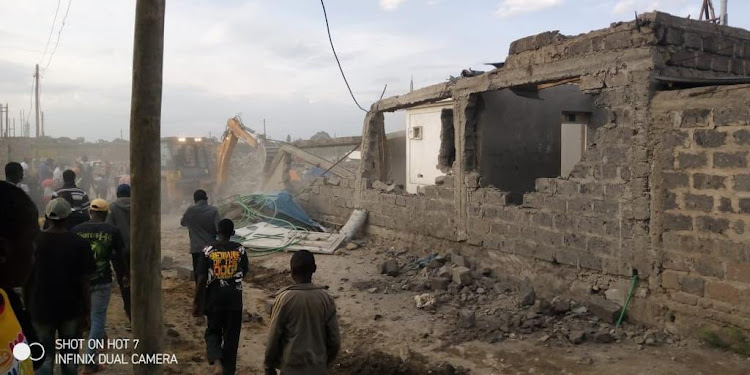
xmin=616 ymin=274 xmax=639 ymax=328
xmin=219 ymin=193 xmax=312 ymax=257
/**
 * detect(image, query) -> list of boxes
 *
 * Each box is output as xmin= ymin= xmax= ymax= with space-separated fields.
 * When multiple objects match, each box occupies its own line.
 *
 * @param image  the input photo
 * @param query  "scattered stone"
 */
xmin=519 ymin=280 xmax=536 ymax=307
xmin=431 ymin=277 xmax=451 ymax=291
xmin=458 ymin=310 xmax=476 ymax=328
xmin=437 ymin=265 xmax=452 ymax=278
xmin=588 ymin=296 xmax=622 ymax=324
xmin=452 ymin=254 xmax=467 ymax=267
xmin=480 ymin=268 xmax=492 ymax=276
xmin=161 ymin=256 xmax=174 ymax=270
xmin=552 ymin=298 xmax=570 ymax=315
xmin=571 ymin=306 xmax=588 ymax=314
xmin=414 ymin=293 xmax=436 ymax=309
xmin=367 ymin=287 xmax=378 ymax=294
xmin=374 ymin=314 xmax=383 ymax=321
xmin=493 ymin=282 xmax=512 ymax=294
xmin=476 ymin=287 xmax=486 ymax=294
xmin=538 ymin=334 xmax=550 ymax=342
xmin=345 ymin=242 xmax=360 ymax=250
xmin=452 ymin=266 xmax=473 ymax=286
xmin=536 ymin=299 xmax=554 ymax=315
xmin=569 ymin=330 xmax=587 ymax=345
xmin=380 ymin=259 xmax=400 ymax=277
xmin=594 ymin=331 xmax=615 ymax=344
xmin=427 ymin=258 xmax=444 ymax=269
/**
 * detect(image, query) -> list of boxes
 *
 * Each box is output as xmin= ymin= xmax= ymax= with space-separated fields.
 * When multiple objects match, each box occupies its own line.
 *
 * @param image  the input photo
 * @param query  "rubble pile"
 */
xmin=365 ymin=248 xmax=686 ymax=349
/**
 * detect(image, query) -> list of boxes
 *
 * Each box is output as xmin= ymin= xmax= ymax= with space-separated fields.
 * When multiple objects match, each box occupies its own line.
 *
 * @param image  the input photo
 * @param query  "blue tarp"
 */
xmin=259 ymin=191 xmax=324 ymax=230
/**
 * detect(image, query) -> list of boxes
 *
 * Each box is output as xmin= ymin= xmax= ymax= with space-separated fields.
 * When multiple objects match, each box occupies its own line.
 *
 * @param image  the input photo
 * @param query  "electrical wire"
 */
xmin=39 ymin=0 xmax=62 ymax=65
xmin=219 ymin=194 xmax=314 ymax=257
xmin=43 ymin=0 xmax=73 ymax=72
xmin=319 ymin=0 xmax=368 ymax=113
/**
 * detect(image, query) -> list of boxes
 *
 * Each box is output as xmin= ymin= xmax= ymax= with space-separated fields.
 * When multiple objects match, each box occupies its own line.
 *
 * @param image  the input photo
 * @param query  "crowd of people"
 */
xmin=2 ymin=162 xmax=340 ymax=375
xmin=2 ymin=159 xmax=132 ymax=375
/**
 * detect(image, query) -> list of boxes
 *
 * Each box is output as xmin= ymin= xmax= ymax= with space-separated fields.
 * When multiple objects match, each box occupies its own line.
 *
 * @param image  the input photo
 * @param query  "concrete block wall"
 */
xmin=296 ymin=177 xmax=356 ymax=227
xmin=653 ymin=14 xmax=750 ymax=77
xmin=651 ymin=85 xmax=750 ymax=331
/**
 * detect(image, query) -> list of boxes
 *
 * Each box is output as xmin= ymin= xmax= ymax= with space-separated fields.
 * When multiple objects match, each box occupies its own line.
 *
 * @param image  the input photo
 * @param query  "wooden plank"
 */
xmin=237 ymin=223 xmax=344 ymax=254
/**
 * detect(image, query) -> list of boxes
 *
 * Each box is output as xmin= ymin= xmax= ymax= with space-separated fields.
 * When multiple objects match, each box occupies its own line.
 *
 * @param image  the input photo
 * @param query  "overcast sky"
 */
xmin=1 ymin=0 xmax=749 ymax=141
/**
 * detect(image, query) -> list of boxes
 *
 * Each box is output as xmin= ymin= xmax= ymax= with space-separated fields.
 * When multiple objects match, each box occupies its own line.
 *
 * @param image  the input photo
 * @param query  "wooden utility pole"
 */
xmin=130 ymin=1 xmax=165 ymax=374
xmin=34 ymin=64 xmax=40 ymax=137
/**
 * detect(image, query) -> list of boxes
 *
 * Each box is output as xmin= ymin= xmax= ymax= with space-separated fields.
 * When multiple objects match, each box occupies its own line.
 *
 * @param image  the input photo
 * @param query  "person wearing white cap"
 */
xmin=25 ymin=198 xmax=95 ymax=375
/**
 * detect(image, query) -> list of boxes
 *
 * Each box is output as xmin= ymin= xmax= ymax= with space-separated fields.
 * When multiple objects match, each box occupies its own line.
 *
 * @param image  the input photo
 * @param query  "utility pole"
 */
xmin=263 ymin=118 xmax=267 ymax=138
xmin=720 ymin=0 xmax=728 ymax=25
xmin=5 ymin=104 xmax=8 ymax=138
xmin=41 ymin=112 xmax=45 ymax=136
xmin=34 ymin=64 xmax=40 ymax=138
xmin=130 ymin=1 xmax=165 ymax=374
xmin=0 ymin=104 xmax=4 ymax=138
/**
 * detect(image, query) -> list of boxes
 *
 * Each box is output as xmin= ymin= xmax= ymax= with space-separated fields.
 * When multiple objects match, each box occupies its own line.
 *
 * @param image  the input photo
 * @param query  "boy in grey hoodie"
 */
xmin=106 ymin=184 xmax=132 ymax=320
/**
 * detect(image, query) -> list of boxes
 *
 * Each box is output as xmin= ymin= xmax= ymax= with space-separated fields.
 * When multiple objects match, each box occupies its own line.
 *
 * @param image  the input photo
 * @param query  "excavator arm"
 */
xmin=216 ymin=115 xmax=357 ymax=195
xmin=216 ymin=116 xmax=264 ymax=194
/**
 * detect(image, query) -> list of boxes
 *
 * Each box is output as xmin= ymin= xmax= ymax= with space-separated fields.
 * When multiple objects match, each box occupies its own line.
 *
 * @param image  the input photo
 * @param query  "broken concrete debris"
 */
xmin=568 ymin=330 xmax=586 ymax=345
xmin=380 ymin=259 xmax=400 ymax=277
xmin=431 ymin=277 xmax=451 ymax=291
xmin=345 ymin=242 xmax=360 ymax=250
xmin=588 ymin=296 xmax=622 ymax=324
xmin=519 ymin=279 xmax=536 ymax=307
xmin=451 ymin=266 xmax=473 ymax=286
xmin=415 ymin=293 xmax=436 ymax=309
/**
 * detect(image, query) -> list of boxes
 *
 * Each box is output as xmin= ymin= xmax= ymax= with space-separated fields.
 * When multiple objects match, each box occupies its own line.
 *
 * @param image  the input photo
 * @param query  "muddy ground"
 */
xmin=97 ymin=216 xmax=750 ymax=374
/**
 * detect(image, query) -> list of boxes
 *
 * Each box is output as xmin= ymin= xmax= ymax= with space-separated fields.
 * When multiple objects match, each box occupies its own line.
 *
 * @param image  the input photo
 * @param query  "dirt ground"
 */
xmin=96 ymin=215 xmax=750 ymax=374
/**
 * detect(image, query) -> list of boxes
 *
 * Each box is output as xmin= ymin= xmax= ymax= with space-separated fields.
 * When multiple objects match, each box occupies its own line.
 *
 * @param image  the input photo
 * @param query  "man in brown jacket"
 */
xmin=264 ymin=250 xmax=340 ymax=375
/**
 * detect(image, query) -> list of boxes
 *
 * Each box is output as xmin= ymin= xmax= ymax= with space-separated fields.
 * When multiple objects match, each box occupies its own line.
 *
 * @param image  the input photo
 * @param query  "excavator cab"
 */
xmin=160 ymin=137 xmax=216 ymax=210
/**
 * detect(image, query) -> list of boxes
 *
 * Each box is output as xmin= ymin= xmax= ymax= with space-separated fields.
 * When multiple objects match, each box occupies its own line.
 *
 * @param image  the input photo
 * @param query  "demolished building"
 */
xmin=297 ymin=12 xmax=750 ymax=335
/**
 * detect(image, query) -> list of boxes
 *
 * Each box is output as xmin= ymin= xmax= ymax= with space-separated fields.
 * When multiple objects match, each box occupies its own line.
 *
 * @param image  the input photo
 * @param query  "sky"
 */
xmin=0 ymin=0 xmax=749 ymax=141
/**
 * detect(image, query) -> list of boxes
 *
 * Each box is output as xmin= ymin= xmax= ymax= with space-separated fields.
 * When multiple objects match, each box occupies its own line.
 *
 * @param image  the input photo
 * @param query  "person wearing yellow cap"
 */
xmin=71 ymin=198 xmax=127 ymax=374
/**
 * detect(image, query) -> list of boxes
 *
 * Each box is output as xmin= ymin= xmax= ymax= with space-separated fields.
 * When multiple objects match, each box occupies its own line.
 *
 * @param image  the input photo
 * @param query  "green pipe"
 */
xmin=616 ymin=274 xmax=639 ymax=328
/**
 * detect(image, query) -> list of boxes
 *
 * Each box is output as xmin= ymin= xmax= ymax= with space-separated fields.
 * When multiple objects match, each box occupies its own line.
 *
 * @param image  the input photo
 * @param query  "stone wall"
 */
xmin=651 ymin=85 xmax=750 ymax=331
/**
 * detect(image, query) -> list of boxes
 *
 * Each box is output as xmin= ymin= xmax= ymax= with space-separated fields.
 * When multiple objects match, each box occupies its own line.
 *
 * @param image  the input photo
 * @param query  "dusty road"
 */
xmin=96 ymin=216 xmax=750 ymax=374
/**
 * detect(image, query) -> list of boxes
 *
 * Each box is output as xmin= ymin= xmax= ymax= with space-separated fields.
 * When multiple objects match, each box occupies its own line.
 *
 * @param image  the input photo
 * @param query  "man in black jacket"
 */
xmin=181 ymin=189 xmax=220 ymax=284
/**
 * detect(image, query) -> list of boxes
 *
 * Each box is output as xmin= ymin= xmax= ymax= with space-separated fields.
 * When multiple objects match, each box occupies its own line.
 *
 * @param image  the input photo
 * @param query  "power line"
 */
xmin=319 ymin=0 xmax=368 ymax=113
xmin=43 ymin=0 xmax=72 ymax=73
xmin=39 ymin=0 xmax=62 ymax=64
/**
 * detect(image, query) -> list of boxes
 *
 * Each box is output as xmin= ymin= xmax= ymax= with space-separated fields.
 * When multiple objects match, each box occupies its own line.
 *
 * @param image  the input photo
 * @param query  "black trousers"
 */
xmin=116 ymin=270 xmax=131 ymax=321
xmin=205 ymin=309 xmax=242 ymax=375
xmin=192 ymin=253 xmax=202 ymax=283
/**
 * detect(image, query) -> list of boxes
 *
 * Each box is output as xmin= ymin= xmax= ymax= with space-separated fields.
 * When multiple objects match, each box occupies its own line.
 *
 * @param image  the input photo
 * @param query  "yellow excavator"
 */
xmin=160 ymin=116 xmax=357 ymax=208
xmin=215 ymin=116 xmax=355 ymax=195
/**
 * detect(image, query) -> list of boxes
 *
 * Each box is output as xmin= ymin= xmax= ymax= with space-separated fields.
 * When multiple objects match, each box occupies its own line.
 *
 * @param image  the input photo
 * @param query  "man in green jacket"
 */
xmin=264 ymin=251 xmax=340 ymax=375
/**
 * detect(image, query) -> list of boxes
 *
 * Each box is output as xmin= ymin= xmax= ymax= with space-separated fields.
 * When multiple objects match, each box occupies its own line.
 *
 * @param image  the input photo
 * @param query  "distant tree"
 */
xmin=310 ymin=131 xmax=332 ymax=141
xmin=286 ymin=134 xmax=291 ymax=142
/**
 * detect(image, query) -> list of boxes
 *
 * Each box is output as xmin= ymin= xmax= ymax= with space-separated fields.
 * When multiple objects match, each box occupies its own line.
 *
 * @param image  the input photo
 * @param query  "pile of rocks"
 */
xmin=373 ymin=250 xmax=685 ymax=349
